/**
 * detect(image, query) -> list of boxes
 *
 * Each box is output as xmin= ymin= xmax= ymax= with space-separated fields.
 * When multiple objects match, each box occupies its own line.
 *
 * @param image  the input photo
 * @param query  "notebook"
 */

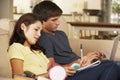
xmin=77 ymin=60 xmax=101 ymax=71
xmin=109 ymin=35 xmax=120 ymax=60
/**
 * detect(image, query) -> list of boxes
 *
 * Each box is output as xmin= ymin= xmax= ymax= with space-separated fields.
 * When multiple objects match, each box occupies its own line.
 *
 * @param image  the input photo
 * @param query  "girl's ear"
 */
xmin=20 ymin=23 xmax=26 ymax=31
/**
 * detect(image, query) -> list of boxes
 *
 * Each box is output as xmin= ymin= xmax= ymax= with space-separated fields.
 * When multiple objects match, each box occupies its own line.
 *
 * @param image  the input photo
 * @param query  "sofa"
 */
xmin=0 ymin=19 xmax=15 ymax=79
xmin=0 ymin=17 xmax=120 ymax=79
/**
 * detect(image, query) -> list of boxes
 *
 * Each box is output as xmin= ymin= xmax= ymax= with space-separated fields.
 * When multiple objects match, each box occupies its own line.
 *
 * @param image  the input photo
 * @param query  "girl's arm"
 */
xmin=10 ymin=58 xmax=24 ymax=78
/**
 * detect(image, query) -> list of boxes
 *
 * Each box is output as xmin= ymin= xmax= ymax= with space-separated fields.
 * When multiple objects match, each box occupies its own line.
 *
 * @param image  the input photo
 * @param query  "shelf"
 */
xmin=67 ymin=22 xmax=120 ymax=40
xmin=67 ymin=22 xmax=120 ymax=28
xmin=83 ymin=9 xmax=102 ymax=16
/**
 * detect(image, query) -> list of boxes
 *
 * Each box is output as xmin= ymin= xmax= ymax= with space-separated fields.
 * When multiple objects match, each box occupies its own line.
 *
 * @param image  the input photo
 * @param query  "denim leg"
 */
xmin=65 ymin=60 xmax=119 ymax=80
xmin=99 ymin=61 xmax=119 ymax=80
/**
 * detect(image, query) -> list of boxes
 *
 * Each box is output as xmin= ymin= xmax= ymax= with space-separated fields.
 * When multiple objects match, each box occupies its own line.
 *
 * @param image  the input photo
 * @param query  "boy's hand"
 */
xmin=80 ymin=51 xmax=106 ymax=67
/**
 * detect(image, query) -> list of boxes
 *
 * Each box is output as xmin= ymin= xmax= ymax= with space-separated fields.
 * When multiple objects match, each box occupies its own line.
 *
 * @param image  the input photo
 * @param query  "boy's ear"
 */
xmin=21 ymin=23 xmax=26 ymax=30
xmin=42 ymin=20 xmax=46 ymax=24
xmin=42 ymin=21 xmax=45 ymax=24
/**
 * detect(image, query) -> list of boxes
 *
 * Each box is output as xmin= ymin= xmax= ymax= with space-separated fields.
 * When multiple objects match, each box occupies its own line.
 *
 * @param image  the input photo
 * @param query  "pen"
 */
xmin=80 ymin=44 xmax=83 ymax=58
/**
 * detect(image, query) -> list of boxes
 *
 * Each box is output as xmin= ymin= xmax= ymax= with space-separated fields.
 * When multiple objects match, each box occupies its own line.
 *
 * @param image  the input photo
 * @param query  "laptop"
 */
xmin=109 ymin=35 xmax=120 ymax=61
xmin=80 ymin=35 xmax=120 ymax=61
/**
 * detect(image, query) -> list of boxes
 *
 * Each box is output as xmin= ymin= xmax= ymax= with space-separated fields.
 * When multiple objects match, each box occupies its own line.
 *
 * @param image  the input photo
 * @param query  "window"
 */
xmin=111 ymin=0 xmax=120 ymax=23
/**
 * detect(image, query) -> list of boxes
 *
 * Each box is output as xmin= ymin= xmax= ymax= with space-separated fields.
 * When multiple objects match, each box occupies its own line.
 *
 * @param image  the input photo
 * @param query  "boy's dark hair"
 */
xmin=33 ymin=1 xmax=63 ymax=22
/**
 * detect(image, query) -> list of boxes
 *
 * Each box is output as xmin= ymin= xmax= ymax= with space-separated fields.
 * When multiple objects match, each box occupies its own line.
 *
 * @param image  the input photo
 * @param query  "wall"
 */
xmin=53 ymin=0 xmax=101 ymax=14
xmin=12 ymin=0 xmax=102 ymax=20
xmin=13 ymin=0 xmax=102 ymax=15
xmin=0 ymin=0 xmax=13 ymax=19
xmin=13 ymin=0 xmax=32 ymax=13
xmin=13 ymin=0 xmax=42 ymax=13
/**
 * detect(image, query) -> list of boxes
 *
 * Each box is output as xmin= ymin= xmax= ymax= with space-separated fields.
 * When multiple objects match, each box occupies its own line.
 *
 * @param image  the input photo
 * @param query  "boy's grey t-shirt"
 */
xmin=38 ymin=30 xmax=80 ymax=65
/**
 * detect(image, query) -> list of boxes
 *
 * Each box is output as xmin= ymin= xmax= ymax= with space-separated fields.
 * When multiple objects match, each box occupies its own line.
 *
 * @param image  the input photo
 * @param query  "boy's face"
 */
xmin=42 ymin=16 xmax=61 ymax=33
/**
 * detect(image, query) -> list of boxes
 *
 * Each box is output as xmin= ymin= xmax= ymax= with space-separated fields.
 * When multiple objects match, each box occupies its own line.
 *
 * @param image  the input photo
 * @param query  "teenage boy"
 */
xmin=33 ymin=1 xmax=120 ymax=80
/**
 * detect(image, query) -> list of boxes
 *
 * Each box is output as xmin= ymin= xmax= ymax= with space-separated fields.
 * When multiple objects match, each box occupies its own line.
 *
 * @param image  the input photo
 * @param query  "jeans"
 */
xmin=66 ymin=60 xmax=120 ymax=80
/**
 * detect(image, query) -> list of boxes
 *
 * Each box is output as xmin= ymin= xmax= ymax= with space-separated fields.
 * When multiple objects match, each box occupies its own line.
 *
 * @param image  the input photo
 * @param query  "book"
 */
xmin=71 ymin=60 xmax=101 ymax=71
xmin=77 ymin=60 xmax=101 ymax=71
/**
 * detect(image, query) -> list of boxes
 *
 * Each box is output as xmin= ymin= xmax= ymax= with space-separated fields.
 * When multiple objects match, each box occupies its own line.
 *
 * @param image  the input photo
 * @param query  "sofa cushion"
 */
xmin=0 ymin=19 xmax=16 ymax=78
xmin=0 ymin=28 xmax=12 ymax=78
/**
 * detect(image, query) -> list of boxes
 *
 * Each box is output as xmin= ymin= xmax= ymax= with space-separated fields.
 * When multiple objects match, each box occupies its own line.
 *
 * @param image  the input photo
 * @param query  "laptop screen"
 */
xmin=110 ymin=35 xmax=120 ymax=60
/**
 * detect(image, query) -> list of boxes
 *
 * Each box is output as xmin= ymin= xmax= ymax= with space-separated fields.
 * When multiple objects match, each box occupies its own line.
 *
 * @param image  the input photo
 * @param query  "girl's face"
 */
xmin=21 ymin=21 xmax=42 ymax=47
